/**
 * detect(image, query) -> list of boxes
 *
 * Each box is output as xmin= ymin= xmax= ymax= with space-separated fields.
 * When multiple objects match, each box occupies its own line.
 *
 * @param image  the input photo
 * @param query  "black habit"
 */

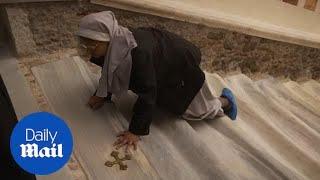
xmin=90 ymin=27 xmax=205 ymax=136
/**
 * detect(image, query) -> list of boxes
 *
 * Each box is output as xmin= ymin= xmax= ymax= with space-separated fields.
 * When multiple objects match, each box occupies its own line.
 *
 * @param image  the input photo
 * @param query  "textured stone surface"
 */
xmin=5 ymin=7 xmax=37 ymax=57
xmin=3 ymin=1 xmax=320 ymax=80
xmin=0 ymin=0 xmax=74 ymax=3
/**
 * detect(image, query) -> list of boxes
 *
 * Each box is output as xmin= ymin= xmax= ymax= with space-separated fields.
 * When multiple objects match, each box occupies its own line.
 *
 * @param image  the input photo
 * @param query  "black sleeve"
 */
xmin=128 ymin=49 xmax=157 ymax=136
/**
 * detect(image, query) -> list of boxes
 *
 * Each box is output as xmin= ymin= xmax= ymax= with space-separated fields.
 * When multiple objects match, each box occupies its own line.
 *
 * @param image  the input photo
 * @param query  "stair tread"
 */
xmin=224 ymin=73 xmax=320 ymax=171
xmin=283 ymin=81 xmax=320 ymax=111
xmin=31 ymin=58 xmax=320 ymax=179
xmin=301 ymin=80 xmax=320 ymax=99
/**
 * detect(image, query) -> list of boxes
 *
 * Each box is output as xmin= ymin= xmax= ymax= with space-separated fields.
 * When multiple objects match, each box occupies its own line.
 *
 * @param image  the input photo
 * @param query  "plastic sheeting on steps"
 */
xmin=256 ymin=78 xmax=320 ymax=134
xmin=31 ymin=58 xmax=320 ymax=180
xmin=302 ymin=80 xmax=320 ymax=99
xmin=283 ymin=81 xmax=320 ymax=111
xmin=225 ymin=74 xmax=320 ymax=179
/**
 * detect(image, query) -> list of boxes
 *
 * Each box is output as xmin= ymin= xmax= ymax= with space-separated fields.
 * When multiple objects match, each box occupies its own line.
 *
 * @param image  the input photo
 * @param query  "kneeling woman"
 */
xmin=76 ymin=11 xmax=237 ymax=152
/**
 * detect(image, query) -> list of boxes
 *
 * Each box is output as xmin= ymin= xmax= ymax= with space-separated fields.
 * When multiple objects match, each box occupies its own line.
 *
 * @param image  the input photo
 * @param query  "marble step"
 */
xmin=301 ymin=80 xmax=320 ymax=99
xmin=0 ymin=53 xmax=38 ymax=118
xmin=255 ymin=78 xmax=320 ymax=134
xmin=188 ymin=72 xmax=305 ymax=179
xmin=31 ymin=57 xmax=320 ymax=180
xmin=33 ymin=57 xmax=235 ymax=180
xmin=283 ymin=80 xmax=320 ymax=112
xmin=225 ymin=74 xmax=320 ymax=179
xmin=0 ymin=46 xmax=73 ymax=180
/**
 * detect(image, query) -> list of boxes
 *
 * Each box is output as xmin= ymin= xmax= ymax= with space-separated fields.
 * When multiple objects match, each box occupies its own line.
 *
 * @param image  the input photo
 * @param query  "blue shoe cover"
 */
xmin=221 ymin=88 xmax=237 ymax=120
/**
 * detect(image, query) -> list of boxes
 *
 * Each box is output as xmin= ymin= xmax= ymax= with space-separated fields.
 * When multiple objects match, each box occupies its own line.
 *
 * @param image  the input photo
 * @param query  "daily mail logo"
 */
xmin=10 ymin=112 xmax=73 ymax=175
xmin=20 ymin=129 xmax=63 ymax=158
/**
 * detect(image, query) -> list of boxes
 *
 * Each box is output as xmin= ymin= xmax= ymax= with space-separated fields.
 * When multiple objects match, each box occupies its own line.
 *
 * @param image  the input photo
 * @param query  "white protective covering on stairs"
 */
xmin=32 ymin=58 xmax=320 ymax=180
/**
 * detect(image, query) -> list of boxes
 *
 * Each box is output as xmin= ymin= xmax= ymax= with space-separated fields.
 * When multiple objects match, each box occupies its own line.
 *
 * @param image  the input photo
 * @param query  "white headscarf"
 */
xmin=77 ymin=11 xmax=137 ymax=97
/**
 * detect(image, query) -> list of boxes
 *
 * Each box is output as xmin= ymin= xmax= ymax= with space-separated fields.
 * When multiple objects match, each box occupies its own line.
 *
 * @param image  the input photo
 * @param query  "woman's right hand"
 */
xmin=87 ymin=96 xmax=106 ymax=110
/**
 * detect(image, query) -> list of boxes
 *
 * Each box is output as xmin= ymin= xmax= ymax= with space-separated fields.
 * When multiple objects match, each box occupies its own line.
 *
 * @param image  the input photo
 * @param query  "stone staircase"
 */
xmin=31 ymin=58 xmax=320 ymax=179
xmin=0 ymin=1 xmax=319 ymax=179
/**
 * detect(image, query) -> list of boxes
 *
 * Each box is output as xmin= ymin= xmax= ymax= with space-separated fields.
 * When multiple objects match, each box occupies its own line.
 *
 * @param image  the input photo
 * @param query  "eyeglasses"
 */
xmin=78 ymin=39 xmax=99 ymax=52
xmin=79 ymin=44 xmax=94 ymax=50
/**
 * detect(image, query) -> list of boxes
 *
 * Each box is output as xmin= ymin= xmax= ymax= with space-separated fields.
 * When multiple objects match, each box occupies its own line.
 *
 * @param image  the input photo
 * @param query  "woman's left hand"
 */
xmin=113 ymin=131 xmax=141 ymax=153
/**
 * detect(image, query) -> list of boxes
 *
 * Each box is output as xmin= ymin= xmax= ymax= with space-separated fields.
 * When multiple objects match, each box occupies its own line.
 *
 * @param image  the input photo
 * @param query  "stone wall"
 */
xmin=0 ymin=0 xmax=74 ymax=4
xmin=3 ymin=1 xmax=320 ymax=80
xmin=5 ymin=7 xmax=38 ymax=56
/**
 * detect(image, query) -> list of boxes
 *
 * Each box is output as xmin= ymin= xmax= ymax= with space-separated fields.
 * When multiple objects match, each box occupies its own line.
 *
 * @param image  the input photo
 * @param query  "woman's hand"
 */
xmin=87 ymin=95 xmax=106 ymax=110
xmin=113 ymin=131 xmax=141 ymax=153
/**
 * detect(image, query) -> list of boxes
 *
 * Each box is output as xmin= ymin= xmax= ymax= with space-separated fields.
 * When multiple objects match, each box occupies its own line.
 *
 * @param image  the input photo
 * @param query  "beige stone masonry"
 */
xmin=0 ymin=0 xmax=74 ymax=3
